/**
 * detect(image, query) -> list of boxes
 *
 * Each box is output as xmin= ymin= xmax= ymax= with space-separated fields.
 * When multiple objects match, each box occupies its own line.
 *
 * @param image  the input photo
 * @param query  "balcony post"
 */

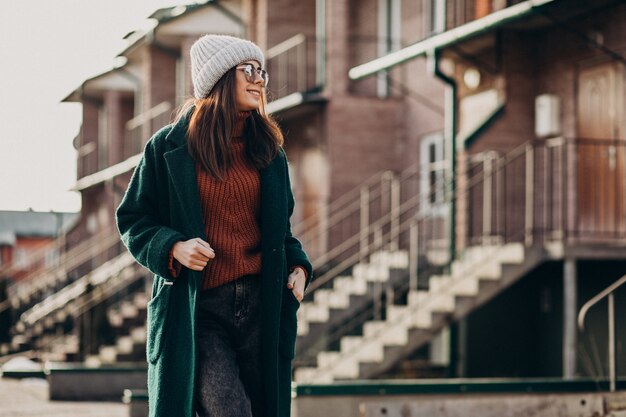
xmin=563 ymin=257 xmax=577 ymax=379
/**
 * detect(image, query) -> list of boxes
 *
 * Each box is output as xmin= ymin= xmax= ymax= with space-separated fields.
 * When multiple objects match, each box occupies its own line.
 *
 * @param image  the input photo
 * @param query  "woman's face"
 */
xmin=234 ymin=60 xmax=265 ymax=111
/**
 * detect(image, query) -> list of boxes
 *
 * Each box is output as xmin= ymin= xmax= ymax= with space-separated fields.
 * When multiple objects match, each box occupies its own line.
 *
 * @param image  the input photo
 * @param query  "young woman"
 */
xmin=116 ymin=34 xmax=312 ymax=417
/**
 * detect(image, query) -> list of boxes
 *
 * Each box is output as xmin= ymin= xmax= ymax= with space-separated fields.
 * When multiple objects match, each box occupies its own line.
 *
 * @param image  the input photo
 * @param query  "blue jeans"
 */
xmin=195 ymin=274 xmax=265 ymax=417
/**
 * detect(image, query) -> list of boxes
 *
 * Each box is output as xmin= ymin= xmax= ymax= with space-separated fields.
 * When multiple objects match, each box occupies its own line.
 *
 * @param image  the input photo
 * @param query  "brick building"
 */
xmin=2 ymin=0 xmax=625 ymax=393
xmin=0 ymin=210 xmax=77 ymax=283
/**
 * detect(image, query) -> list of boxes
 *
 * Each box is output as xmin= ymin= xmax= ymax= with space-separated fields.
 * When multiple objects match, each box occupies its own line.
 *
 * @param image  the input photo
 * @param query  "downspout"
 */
xmin=429 ymin=49 xmax=461 ymax=377
xmin=428 ymin=49 xmax=457 ymax=265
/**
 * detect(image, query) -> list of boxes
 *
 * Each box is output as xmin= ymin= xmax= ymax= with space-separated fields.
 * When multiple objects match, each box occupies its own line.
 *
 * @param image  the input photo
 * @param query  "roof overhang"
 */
xmin=62 ymin=67 xmax=137 ymax=102
xmin=119 ymin=1 xmax=244 ymax=62
xmin=349 ymin=0 xmax=557 ymax=81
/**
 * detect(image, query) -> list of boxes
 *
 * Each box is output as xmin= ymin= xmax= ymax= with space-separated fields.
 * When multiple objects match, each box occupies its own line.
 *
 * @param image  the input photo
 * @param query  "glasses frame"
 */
xmin=236 ymin=63 xmax=269 ymax=87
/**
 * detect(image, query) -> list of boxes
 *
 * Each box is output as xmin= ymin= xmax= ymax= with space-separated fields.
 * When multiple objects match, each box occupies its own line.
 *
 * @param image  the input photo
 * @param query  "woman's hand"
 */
xmin=172 ymin=238 xmax=215 ymax=271
xmin=286 ymin=267 xmax=306 ymax=302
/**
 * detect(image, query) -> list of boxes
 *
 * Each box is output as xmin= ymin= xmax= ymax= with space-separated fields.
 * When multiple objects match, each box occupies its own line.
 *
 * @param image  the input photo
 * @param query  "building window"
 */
xmin=14 ymin=248 xmax=28 ymax=269
xmin=426 ymin=0 xmax=446 ymax=35
xmin=377 ymin=0 xmax=402 ymax=98
xmin=420 ymin=132 xmax=446 ymax=215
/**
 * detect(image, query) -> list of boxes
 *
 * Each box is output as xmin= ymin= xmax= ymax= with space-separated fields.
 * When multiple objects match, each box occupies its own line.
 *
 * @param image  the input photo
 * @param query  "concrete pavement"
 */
xmin=0 ymin=377 xmax=126 ymax=417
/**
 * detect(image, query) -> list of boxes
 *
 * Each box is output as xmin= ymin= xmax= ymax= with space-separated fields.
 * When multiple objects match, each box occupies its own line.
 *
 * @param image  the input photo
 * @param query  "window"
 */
xmin=420 ymin=132 xmax=447 ymax=215
xmin=377 ymin=0 xmax=402 ymax=98
xmin=13 ymin=248 xmax=28 ymax=269
xmin=426 ymin=0 xmax=446 ymax=36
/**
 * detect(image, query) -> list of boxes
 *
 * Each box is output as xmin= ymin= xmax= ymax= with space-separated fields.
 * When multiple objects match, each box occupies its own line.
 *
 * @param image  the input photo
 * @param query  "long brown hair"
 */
xmin=181 ymin=68 xmax=283 ymax=180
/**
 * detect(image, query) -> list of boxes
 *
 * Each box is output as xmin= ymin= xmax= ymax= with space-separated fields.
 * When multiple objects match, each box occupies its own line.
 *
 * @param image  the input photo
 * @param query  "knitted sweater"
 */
xmin=169 ymin=112 xmax=307 ymax=289
xmin=170 ymin=112 xmax=261 ymax=289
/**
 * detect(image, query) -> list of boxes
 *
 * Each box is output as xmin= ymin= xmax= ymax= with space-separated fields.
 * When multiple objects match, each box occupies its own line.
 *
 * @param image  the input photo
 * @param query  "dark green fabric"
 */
xmin=116 ymin=110 xmax=312 ymax=417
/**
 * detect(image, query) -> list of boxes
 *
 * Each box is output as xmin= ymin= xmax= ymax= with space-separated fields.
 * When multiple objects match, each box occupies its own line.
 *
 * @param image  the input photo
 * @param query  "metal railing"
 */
xmin=578 ymin=274 xmax=626 ymax=392
xmin=125 ymin=102 xmax=173 ymax=158
xmin=465 ymin=137 xmax=626 ymax=246
xmin=266 ymin=34 xmax=322 ymax=101
xmin=447 ymin=0 xmax=525 ymax=28
xmin=3 ymin=133 xmax=625 ymax=361
xmin=297 ymin=137 xmax=626 ymax=301
xmin=0 ymin=229 xmax=122 ymax=316
xmin=293 ymin=137 xmax=626 ymax=365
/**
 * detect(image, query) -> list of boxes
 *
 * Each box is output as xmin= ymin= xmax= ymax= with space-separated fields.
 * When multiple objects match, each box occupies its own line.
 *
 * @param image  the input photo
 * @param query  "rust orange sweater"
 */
xmin=169 ymin=112 xmax=307 ymax=289
xmin=196 ymin=123 xmax=262 ymax=288
xmin=169 ymin=112 xmax=261 ymax=289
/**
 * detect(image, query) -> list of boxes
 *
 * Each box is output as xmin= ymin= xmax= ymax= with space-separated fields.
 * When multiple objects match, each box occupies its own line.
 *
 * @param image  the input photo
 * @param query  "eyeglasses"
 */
xmin=236 ymin=63 xmax=269 ymax=87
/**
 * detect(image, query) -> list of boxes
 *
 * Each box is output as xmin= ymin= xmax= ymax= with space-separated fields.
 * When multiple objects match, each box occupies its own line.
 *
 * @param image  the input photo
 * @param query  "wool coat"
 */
xmin=116 ymin=110 xmax=312 ymax=417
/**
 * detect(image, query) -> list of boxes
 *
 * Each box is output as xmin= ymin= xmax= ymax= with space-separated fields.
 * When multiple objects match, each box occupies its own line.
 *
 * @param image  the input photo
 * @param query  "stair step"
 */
xmin=294 ymin=367 xmax=333 ymax=384
xmin=317 ymin=351 xmax=342 ymax=369
xmin=313 ymin=289 xmax=350 ymax=309
xmin=407 ymin=290 xmax=428 ymax=305
xmin=302 ymin=303 xmax=329 ymax=323
xmin=297 ymin=320 xmax=309 ymax=335
xmin=427 ymin=292 xmax=455 ymax=313
xmin=117 ymin=336 xmax=134 ymax=354
xmin=353 ymin=263 xmax=389 ymax=282
xmin=431 ymin=275 xmax=479 ymax=297
xmin=99 ymin=346 xmax=118 ymax=363
xmin=334 ymin=276 xmax=367 ymax=295
xmin=370 ymin=250 xmax=409 ymax=269
xmin=363 ymin=321 xmax=387 ymax=339
xmin=134 ymin=292 xmax=148 ymax=308
xmin=130 ymin=327 xmax=146 ymax=343
xmin=325 ymin=355 xmax=359 ymax=379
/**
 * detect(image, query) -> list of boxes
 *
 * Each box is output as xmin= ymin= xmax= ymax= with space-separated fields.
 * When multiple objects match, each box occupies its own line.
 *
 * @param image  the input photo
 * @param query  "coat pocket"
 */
xmin=146 ymin=278 xmax=173 ymax=364
xmin=278 ymin=288 xmax=301 ymax=359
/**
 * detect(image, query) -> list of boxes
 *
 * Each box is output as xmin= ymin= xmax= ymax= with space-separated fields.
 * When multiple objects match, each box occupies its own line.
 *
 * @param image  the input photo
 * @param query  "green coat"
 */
xmin=116 ymin=110 xmax=312 ymax=417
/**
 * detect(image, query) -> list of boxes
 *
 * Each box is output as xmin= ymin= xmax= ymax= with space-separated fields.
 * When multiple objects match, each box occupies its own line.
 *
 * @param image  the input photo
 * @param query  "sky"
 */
xmin=0 ymin=0 xmax=184 ymax=213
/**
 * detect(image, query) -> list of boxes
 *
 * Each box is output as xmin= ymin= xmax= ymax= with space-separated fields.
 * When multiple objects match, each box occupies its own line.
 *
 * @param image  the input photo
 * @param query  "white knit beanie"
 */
xmin=190 ymin=34 xmax=265 ymax=99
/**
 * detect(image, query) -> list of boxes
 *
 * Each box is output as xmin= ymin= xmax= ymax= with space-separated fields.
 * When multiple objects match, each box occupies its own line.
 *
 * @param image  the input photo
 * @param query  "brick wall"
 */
xmin=141 ymin=45 xmax=177 ymax=142
xmin=79 ymin=100 xmax=100 ymax=178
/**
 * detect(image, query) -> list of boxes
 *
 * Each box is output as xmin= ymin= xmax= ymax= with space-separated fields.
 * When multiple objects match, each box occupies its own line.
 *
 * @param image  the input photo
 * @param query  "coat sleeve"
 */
xmin=116 ymin=135 xmax=187 ymax=279
xmin=282 ymin=151 xmax=313 ymax=286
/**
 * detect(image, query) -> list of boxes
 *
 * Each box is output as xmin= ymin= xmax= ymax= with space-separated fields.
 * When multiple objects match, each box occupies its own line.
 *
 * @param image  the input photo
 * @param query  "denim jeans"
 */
xmin=195 ymin=274 xmax=265 ymax=417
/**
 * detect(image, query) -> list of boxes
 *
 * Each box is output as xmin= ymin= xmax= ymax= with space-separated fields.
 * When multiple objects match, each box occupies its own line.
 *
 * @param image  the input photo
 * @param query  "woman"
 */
xmin=116 ymin=34 xmax=312 ymax=417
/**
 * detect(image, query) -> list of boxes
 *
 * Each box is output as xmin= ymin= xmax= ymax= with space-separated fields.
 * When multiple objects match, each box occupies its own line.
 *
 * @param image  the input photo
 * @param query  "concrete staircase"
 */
xmin=86 ymin=292 xmax=148 ymax=364
xmin=296 ymin=251 xmax=409 ymax=360
xmin=295 ymin=242 xmax=545 ymax=383
xmin=2 ymin=252 xmax=145 ymax=357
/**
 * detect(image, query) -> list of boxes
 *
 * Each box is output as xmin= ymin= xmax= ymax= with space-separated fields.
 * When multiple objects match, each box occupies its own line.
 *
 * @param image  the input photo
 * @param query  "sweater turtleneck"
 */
xmin=169 ymin=110 xmax=262 ymax=289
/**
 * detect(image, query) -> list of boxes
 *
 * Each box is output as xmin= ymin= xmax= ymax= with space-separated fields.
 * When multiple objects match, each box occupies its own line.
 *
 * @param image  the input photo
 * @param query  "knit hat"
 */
xmin=190 ymin=34 xmax=265 ymax=99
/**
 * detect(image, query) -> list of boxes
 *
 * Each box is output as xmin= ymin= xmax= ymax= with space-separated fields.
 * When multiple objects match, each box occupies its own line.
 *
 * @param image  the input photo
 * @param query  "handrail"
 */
xmin=577 ymin=273 xmax=626 ymax=393
xmin=578 ymin=274 xmax=626 ymax=331
xmin=0 ymin=230 xmax=121 ymax=314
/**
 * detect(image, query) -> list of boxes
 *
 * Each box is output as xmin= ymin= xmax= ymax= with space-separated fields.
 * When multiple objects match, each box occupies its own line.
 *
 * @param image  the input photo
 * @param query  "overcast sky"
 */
xmin=0 ymin=0 xmax=183 ymax=213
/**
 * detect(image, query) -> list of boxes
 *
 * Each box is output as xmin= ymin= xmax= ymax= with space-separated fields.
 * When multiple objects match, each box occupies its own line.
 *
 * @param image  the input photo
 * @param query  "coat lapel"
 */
xmin=260 ymin=154 xmax=285 ymax=251
xmin=163 ymin=109 xmax=206 ymax=239
xmin=164 ymin=146 xmax=205 ymax=238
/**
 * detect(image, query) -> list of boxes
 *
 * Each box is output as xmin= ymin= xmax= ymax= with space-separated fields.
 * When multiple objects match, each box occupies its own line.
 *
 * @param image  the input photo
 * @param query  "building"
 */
xmin=0 ymin=210 xmax=77 ymax=345
xmin=296 ymin=0 xmax=626 ymax=384
xmin=2 ymin=0 xmax=625 ymax=397
xmin=0 ymin=210 xmax=77 ymax=283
